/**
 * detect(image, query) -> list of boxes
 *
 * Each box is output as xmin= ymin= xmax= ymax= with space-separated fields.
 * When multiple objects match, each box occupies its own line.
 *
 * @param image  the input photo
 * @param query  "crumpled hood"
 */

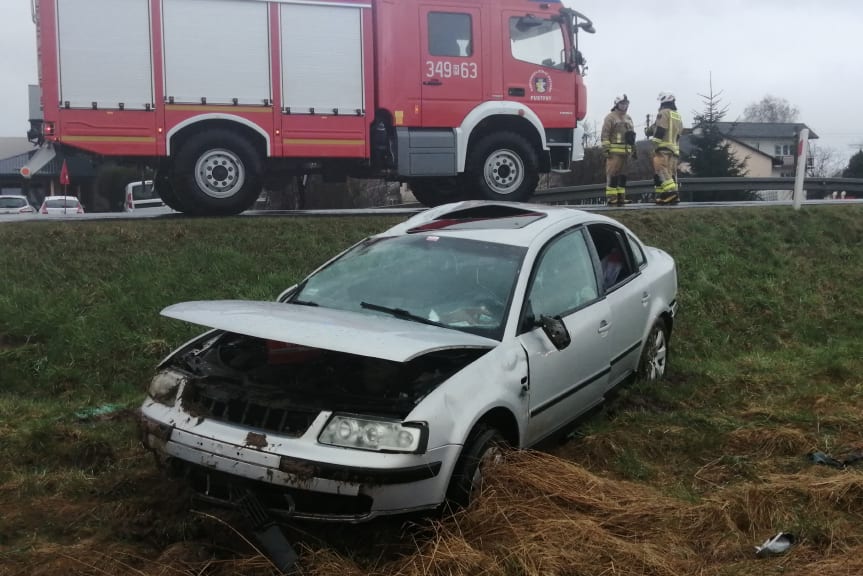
xmin=162 ymin=300 xmax=499 ymax=363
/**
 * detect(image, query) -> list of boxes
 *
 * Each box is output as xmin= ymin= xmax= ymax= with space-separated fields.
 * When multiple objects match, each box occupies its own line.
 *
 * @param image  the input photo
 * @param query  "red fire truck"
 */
xmin=24 ymin=0 xmax=594 ymax=215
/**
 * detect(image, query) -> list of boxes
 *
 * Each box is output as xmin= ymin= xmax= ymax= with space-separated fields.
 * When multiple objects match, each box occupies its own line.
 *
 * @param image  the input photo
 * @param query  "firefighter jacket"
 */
xmin=601 ymin=110 xmax=636 ymax=155
xmin=646 ymin=108 xmax=683 ymax=156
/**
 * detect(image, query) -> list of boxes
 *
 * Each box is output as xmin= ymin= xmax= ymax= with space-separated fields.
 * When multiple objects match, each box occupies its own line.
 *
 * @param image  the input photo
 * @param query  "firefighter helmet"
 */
xmin=613 ymin=94 xmax=629 ymax=107
xmin=658 ymin=92 xmax=676 ymax=104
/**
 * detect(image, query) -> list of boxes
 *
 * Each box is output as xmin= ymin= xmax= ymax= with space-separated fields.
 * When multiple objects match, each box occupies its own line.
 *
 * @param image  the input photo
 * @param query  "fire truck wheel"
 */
xmin=407 ymin=177 xmax=466 ymax=207
xmin=172 ymin=130 xmax=263 ymax=215
xmin=154 ymin=171 xmax=190 ymax=213
xmin=467 ymin=132 xmax=539 ymax=202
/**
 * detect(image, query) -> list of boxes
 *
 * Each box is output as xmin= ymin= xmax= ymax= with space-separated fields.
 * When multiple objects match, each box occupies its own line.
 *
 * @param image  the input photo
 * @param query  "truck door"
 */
xmin=501 ymin=10 xmax=575 ymax=126
xmin=419 ymin=6 xmax=483 ymax=127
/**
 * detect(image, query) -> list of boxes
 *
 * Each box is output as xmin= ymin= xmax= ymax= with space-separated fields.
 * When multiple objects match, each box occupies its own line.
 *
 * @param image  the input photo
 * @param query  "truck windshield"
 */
xmin=510 ymin=16 xmax=566 ymax=70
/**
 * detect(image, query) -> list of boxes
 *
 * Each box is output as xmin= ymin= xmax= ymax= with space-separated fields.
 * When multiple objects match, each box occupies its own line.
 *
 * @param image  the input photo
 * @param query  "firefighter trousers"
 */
xmin=605 ymin=153 xmax=629 ymax=199
xmin=652 ymin=150 xmax=679 ymax=194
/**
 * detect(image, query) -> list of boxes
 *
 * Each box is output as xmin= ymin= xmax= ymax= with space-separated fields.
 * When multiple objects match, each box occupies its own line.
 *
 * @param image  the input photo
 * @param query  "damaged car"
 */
xmin=139 ymin=201 xmax=678 ymax=522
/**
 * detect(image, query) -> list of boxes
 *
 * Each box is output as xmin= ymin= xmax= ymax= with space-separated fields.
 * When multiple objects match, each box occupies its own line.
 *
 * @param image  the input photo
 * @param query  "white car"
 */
xmin=0 ymin=195 xmax=36 ymax=215
xmin=139 ymin=201 xmax=678 ymax=522
xmin=39 ymin=195 xmax=84 ymax=215
xmin=124 ymin=180 xmax=165 ymax=211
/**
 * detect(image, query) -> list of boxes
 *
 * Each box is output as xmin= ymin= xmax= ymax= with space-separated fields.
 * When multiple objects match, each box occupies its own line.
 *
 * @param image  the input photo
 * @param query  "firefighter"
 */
xmin=601 ymin=95 xmax=637 ymax=206
xmin=646 ymin=92 xmax=683 ymax=204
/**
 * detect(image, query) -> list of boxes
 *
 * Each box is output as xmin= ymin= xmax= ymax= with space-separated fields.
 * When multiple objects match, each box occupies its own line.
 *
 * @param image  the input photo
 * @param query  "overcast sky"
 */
xmin=1 ymin=0 xmax=861 ymax=163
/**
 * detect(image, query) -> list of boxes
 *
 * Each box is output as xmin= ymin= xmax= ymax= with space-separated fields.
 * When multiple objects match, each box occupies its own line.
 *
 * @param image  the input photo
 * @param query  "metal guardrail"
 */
xmin=535 ymin=177 xmax=863 ymax=204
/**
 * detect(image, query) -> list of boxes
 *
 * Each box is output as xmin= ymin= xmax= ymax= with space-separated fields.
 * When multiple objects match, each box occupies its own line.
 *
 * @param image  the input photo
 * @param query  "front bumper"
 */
xmin=139 ymin=401 xmax=459 ymax=522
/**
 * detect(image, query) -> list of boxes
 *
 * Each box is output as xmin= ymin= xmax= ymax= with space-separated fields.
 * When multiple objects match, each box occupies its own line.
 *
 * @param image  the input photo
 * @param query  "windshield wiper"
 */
xmin=360 ymin=301 xmax=444 ymax=328
xmin=290 ymin=299 xmax=319 ymax=307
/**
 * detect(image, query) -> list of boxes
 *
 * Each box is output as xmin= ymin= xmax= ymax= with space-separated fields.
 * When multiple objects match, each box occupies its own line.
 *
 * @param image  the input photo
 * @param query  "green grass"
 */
xmin=1 ymin=206 xmax=862 ymax=575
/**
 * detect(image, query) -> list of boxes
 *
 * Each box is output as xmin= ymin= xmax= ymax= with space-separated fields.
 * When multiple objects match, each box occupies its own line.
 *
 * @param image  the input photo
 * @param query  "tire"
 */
xmin=171 ymin=129 xmax=263 ymax=216
xmin=153 ymin=171 xmax=189 ymax=213
xmin=466 ymin=131 xmax=539 ymax=202
xmin=637 ymin=317 xmax=670 ymax=381
xmin=407 ymin=177 xmax=467 ymax=207
xmin=446 ymin=425 xmax=505 ymax=508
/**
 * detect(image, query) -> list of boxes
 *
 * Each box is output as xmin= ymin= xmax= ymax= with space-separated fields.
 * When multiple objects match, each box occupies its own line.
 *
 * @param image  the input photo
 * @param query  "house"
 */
xmin=715 ymin=122 xmax=818 ymax=178
xmin=0 ymin=137 xmax=95 ymax=207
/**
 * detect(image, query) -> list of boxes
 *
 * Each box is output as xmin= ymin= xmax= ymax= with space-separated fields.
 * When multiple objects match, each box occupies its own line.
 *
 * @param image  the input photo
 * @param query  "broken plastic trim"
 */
xmin=278 ymin=456 xmax=442 ymax=484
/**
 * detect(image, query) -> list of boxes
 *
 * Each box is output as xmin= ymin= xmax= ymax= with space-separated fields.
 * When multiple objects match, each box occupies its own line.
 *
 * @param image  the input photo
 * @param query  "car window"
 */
xmin=587 ymin=225 xmax=636 ymax=290
xmin=428 ymin=12 xmax=473 ymax=57
xmin=292 ymin=235 xmax=526 ymax=340
xmin=526 ymin=228 xmax=598 ymax=320
xmin=132 ymin=182 xmax=158 ymax=201
xmin=0 ymin=197 xmax=27 ymax=208
xmin=44 ymin=198 xmax=80 ymax=208
xmin=627 ymin=233 xmax=646 ymax=268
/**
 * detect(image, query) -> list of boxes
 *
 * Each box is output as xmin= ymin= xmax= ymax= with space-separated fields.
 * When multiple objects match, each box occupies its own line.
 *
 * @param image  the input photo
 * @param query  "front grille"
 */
xmin=177 ymin=462 xmax=374 ymax=518
xmin=184 ymin=380 xmax=319 ymax=437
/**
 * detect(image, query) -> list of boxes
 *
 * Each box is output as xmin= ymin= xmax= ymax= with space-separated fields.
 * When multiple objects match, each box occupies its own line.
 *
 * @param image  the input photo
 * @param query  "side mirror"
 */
xmin=539 ymin=314 xmax=571 ymax=350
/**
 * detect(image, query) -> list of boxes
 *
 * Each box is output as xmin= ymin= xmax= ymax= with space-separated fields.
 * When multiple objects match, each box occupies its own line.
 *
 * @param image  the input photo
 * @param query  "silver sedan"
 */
xmin=139 ymin=201 xmax=678 ymax=521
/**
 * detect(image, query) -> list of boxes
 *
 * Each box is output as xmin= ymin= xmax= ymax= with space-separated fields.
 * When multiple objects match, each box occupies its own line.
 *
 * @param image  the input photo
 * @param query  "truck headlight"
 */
xmin=148 ymin=369 xmax=186 ymax=406
xmin=318 ymin=415 xmax=427 ymax=453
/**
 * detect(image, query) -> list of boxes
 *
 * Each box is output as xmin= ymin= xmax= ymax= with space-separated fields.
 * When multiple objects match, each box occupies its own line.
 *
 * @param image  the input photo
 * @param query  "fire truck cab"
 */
xmin=25 ymin=0 xmax=594 ymax=215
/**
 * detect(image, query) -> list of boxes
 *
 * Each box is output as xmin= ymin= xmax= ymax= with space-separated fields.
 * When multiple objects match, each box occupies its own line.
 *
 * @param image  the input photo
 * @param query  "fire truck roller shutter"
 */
xmin=170 ymin=128 xmax=263 ymax=216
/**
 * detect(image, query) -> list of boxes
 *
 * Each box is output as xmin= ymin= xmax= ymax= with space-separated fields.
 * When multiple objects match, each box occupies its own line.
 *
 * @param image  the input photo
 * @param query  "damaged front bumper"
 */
xmin=139 ymin=401 xmax=458 ymax=522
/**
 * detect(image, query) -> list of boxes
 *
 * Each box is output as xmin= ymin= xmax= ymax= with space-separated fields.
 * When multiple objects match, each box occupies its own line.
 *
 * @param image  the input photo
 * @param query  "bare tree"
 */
xmin=742 ymin=95 xmax=799 ymax=123
xmin=808 ymin=144 xmax=844 ymax=178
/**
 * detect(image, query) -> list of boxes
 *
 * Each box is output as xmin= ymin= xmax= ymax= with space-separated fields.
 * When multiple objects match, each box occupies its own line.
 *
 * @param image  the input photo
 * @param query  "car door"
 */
xmin=419 ymin=6 xmax=483 ymax=127
xmin=518 ymin=227 xmax=610 ymax=446
xmin=587 ymin=224 xmax=652 ymax=388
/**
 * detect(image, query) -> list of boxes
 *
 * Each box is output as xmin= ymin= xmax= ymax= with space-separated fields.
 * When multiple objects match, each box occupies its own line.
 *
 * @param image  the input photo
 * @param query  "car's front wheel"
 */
xmin=446 ymin=425 xmax=505 ymax=508
xmin=638 ymin=317 xmax=669 ymax=381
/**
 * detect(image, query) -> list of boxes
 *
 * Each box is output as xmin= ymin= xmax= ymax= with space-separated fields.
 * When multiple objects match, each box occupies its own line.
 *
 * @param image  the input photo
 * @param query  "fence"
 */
xmin=533 ymin=177 xmax=863 ymax=205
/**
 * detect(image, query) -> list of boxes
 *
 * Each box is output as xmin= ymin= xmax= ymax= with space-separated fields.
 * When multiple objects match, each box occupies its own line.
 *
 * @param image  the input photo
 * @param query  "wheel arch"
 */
xmin=456 ymin=102 xmax=548 ymax=173
xmin=166 ymin=115 xmax=270 ymax=158
xmin=472 ymin=406 xmax=521 ymax=448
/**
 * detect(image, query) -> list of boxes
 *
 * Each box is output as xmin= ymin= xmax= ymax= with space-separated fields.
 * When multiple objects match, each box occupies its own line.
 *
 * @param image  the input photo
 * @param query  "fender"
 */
xmin=455 ymin=101 xmax=548 ymax=173
xmin=166 ymin=113 xmax=272 ymax=156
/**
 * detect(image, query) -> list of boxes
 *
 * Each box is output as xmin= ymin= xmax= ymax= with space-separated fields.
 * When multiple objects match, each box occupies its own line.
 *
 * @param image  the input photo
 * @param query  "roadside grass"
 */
xmin=1 ymin=206 xmax=861 ymax=575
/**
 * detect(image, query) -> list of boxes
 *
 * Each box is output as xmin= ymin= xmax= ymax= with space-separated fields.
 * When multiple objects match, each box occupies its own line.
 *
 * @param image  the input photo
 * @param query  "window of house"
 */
xmin=428 ymin=13 xmax=472 ymax=57
xmin=783 ymin=144 xmax=792 ymax=156
xmin=775 ymin=145 xmax=782 ymax=155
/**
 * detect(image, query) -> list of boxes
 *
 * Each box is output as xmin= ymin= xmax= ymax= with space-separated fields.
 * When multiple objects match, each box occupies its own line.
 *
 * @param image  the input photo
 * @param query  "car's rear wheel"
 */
xmin=638 ymin=317 xmax=669 ymax=381
xmin=446 ymin=425 xmax=505 ymax=508
xmin=407 ymin=177 xmax=467 ymax=207
xmin=171 ymin=129 xmax=262 ymax=216
xmin=466 ymin=132 xmax=539 ymax=202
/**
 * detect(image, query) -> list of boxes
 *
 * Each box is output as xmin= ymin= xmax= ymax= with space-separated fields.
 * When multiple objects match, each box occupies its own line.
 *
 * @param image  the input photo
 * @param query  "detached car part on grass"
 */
xmin=139 ymin=200 xmax=678 ymax=522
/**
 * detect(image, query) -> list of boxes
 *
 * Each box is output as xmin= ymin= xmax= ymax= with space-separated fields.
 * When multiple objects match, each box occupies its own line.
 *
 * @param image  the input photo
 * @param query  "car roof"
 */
xmin=382 ymin=201 xmax=624 ymax=247
xmin=42 ymin=196 xmax=80 ymax=201
xmin=1 ymin=195 xmax=29 ymax=200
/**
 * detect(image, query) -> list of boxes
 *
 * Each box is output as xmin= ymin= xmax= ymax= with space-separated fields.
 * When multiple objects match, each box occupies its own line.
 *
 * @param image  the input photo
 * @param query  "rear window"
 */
xmin=131 ymin=182 xmax=158 ymax=201
xmin=0 ymin=197 xmax=27 ymax=208
xmin=45 ymin=198 xmax=80 ymax=208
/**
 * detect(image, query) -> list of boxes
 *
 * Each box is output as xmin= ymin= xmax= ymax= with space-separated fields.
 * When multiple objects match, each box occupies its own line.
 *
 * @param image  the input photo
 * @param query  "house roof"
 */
xmin=0 ymin=137 xmax=34 ymax=161
xmin=715 ymin=122 xmax=819 ymax=141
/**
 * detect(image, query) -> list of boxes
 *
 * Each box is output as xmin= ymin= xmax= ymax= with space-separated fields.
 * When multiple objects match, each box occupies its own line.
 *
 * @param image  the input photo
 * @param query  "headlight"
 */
xmin=148 ymin=369 xmax=186 ymax=406
xmin=318 ymin=415 xmax=427 ymax=453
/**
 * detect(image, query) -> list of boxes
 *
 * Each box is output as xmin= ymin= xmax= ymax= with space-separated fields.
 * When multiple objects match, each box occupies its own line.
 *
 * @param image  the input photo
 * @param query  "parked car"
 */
xmin=139 ymin=201 xmax=678 ymax=522
xmin=0 ymin=195 xmax=36 ymax=215
xmin=39 ymin=195 xmax=84 ymax=215
xmin=124 ymin=180 xmax=165 ymax=211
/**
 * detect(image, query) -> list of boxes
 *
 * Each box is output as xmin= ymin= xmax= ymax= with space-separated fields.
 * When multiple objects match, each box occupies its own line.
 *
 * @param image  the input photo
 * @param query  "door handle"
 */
xmin=508 ymin=87 xmax=525 ymax=97
xmin=641 ymin=291 xmax=650 ymax=305
xmin=423 ymin=79 xmax=443 ymax=86
xmin=598 ymin=320 xmax=611 ymax=335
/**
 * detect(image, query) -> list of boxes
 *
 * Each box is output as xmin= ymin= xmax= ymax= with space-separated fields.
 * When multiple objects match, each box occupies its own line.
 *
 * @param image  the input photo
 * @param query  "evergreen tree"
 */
xmin=843 ymin=150 xmax=863 ymax=178
xmin=687 ymin=82 xmax=753 ymax=201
